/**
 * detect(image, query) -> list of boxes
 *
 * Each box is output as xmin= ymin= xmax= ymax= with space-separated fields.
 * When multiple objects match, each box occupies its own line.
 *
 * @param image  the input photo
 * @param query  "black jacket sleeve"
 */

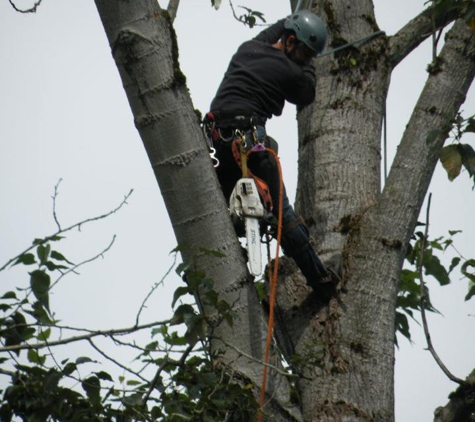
xmin=284 ymin=63 xmax=316 ymax=106
xmin=253 ymin=19 xmax=286 ymax=44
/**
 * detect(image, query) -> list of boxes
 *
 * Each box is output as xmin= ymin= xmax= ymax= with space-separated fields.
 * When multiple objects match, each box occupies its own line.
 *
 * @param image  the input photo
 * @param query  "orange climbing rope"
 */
xmin=256 ymin=148 xmax=284 ymax=422
xmin=233 ymin=132 xmax=285 ymax=421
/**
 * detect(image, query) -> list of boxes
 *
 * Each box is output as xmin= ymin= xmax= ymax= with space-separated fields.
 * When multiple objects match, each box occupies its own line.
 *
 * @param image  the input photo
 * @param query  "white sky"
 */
xmin=0 ymin=1 xmax=474 ymax=421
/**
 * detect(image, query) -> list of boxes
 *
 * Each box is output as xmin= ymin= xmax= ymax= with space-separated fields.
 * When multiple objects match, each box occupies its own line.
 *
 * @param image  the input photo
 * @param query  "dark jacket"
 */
xmin=210 ymin=19 xmax=316 ymax=120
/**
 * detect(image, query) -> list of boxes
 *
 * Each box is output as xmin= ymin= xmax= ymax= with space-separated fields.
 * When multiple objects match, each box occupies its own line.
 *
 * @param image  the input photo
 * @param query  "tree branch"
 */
xmin=0 ymin=189 xmax=133 ymax=273
xmin=0 ymin=319 xmax=170 ymax=353
xmin=388 ymin=5 xmax=460 ymax=68
xmin=88 ymin=338 xmax=149 ymax=383
xmin=380 ymin=19 xmax=475 ymax=246
xmin=419 ymin=194 xmax=466 ymax=386
xmin=167 ymin=0 xmax=180 ymax=23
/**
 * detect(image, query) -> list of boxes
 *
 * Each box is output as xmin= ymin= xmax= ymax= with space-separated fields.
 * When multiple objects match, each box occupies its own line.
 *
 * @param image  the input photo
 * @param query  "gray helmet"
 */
xmin=284 ymin=10 xmax=327 ymax=54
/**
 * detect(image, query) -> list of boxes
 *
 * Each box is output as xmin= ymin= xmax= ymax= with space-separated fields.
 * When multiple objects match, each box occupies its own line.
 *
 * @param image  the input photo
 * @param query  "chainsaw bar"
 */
xmin=229 ymin=178 xmax=265 ymax=276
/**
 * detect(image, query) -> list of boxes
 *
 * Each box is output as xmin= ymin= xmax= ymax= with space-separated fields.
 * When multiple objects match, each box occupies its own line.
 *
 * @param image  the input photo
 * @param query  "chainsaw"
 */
xmin=229 ymin=178 xmax=266 ymax=276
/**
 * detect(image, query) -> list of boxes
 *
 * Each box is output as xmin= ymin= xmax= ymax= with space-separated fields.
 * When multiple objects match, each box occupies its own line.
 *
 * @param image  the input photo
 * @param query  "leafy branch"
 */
xmin=0 ymin=188 xmax=133 ymax=273
xmin=418 ymin=194 xmax=467 ymax=385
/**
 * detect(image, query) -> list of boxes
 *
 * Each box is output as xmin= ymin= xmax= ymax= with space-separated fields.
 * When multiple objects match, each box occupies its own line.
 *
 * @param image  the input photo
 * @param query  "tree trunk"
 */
xmin=275 ymin=1 xmax=475 ymax=420
xmin=93 ymin=1 xmax=300 ymax=419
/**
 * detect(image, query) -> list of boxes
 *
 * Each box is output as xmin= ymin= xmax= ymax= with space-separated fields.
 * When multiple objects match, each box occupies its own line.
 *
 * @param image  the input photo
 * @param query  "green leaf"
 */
xmin=424 ymin=252 xmax=450 ymax=285
xmin=145 ymin=341 xmax=158 ymax=351
xmin=44 ymin=261 xmax=68 ymax=271
xmin=27 ymin=349 xmax=46 ymax=365
xmin=51 ymin=250 xmax=74 ymax=265
xmin=464 ymin=117 xmax=475 ymax=133
xmin=37 ymin=244 xmax=51 ymax=265
xmin=126 ymin=379 xmax=141 ymax=386
xmin=395 ymin=311 xmax=411 ymax=345
xmin=29 ymin=270 xmax=51 ymax=312
xmin=95 ymin=371 xmax=113 ymax=382
xmin=76 ymin=356 xmax=95 ymax=365
xmin=2 ymin=291 xmax=18 ymax=300
xmin=449 ymin=257 xmax=461 ymax=273
xmin=122 ymin=393 xmax=143 ymax=406
xmin=13 ymin=253 xmax=36 ymax=266
xmin=82 ymin=376 xmax=101 ymax=405
xmin=175 ymin=262 xmax=190 ymax=277
xmin=37 ymin=328 xmax=51 ymax=341
xmin=25 ymin=302 xmax=55 ymax=325
xmin=185 ymin=315 xmax=207 ymax=346
xmin=466 ymin=281 xmax=475 ymax=302
xmin=461 ymin=259 xmax=475 ymax=282
xmin=171 ymin=304 xmax=196 ymax=326
xmin=440 ymin=144 xmax=463 ymax=181
xmin=172 ymin=286 xmax=190 ymax=308
xmin=459 ymin=143 xmax=475 ymax=178
xmin=63 ymin=362 xmax=77 ymax=376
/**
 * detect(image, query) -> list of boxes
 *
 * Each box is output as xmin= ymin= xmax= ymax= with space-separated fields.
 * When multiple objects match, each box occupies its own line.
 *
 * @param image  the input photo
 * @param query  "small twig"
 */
xmin=8 ymin=0 xmax=43 ymax=13
xmin=419 ymin=193 xmax=466 ymax=386
xmin=141 ymin=343 xmax=195 ymax=406
xmin=52 ymin=179 xmax=62 ymax=231
xmin=135 ymin=252 xmax=178 ymax=326
xmin=50 ymin=235 xmax=117 ymax=290
xmin=0 ymin=367 xmax=15 ymax=377
xmin=0 ymin=318 xmax=170 ymax=353
xmin=88 ymin=338 xmax=149 ymax=383
xmin=228 ymin=0 xmax=268 ymax=27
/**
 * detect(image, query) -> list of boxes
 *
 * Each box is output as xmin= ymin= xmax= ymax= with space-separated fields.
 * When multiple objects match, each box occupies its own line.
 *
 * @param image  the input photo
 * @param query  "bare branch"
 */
xmin=50 ymin=235 xmax=117 ymax=289
xmin=388 ymin=5 xmax=459 ymax=68
xmin=88 ymin=338 xmax=149 ymax=383
xmin=0 ymin=318 xmax=171 ymax=353
xmin=215 ymin=336 xmax=297 ymax=379
xmin=135 ymin=252 xmax=177 ymax=326
xmin=0 ymin=189 xmax=133 ymax=273
xmin=8 ymin=0 xmax=43 ymax=13
xmin=0 ymin=367 xmax=15 ymax=377
xmin=141 ymin=343 xmax=194 ymax=406
xmin=419 ymin=194 xmax=466 ymax=386
xmin=52 ymin=179 xmax=63 ymax=231
xmin=167 ymin=0 xmax=180 ymax=23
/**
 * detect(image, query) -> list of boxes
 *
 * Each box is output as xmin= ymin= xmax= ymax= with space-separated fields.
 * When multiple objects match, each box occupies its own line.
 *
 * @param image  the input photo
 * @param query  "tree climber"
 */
xmin=204 ymin=11 xmax=339 ymax=301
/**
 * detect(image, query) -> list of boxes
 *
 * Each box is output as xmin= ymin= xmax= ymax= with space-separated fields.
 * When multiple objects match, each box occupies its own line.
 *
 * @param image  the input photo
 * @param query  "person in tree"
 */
xmin=204 ymin=10 xmax=339 ymax=301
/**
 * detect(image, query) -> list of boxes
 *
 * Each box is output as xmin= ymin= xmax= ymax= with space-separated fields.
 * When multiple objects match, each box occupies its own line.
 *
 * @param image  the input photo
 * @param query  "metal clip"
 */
xmin=209 ymin=147 xmax=219 ymax=168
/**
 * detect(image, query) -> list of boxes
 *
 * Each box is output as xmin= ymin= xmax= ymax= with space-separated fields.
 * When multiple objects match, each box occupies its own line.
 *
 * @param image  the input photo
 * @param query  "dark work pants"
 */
xmin=212 ymin=125 xmax=329 ymax=288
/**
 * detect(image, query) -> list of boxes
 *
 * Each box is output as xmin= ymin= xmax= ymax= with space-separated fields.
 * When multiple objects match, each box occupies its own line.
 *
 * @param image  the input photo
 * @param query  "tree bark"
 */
xmin=434 ymin=369 xmax=475 ymax=422
xmin=277 ymin=1 xmax=475 ymax=421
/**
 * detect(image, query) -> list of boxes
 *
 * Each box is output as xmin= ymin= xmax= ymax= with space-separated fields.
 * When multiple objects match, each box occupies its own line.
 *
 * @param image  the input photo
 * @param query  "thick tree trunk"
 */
xmin=278 ymin=1 xmax=475 ymax=421
xmin=93 ymin=1 xmax=299 ymax=420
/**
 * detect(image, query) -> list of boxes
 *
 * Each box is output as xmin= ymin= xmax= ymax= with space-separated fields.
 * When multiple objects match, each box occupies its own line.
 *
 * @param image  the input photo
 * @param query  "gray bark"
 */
xmin=277 ymin=1 xmax=475 ymax=421
xmin=434 ymin=369 xmax=475 ymax=422
xmin=93 ymin=1 xmax=299 ymax=420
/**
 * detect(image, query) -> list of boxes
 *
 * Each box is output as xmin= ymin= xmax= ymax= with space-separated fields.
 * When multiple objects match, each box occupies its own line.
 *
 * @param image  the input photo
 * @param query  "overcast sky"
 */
xmin=1 ymin=1 xmax=474 ymax=421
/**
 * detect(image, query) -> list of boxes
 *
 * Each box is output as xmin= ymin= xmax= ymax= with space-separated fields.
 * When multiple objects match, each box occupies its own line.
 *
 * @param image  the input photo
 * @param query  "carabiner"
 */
xmin=209 ymin=147 xmax=220 ymax=168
